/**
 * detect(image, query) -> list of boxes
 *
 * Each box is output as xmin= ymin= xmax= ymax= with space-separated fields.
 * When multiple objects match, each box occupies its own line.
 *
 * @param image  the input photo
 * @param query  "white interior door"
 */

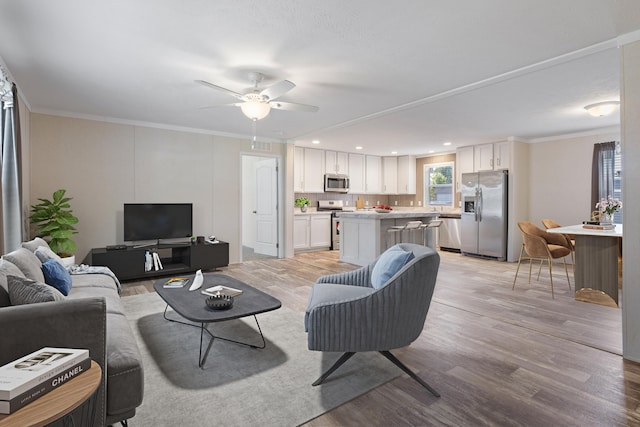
xmin=253 ymin=158 xmax=278 ymax=256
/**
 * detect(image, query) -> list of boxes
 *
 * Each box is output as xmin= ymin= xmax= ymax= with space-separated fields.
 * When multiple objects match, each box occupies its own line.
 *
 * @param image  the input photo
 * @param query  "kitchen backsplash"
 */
xmin=294 ymin=193 xmax=420 ymax=208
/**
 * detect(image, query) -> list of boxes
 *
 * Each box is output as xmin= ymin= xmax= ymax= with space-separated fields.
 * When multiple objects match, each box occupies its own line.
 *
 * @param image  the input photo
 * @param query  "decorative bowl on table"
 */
xmin=373 ymin=205 xmax=393 ymax=213
xmin=206 ymin=294 xmax=234 ymax=310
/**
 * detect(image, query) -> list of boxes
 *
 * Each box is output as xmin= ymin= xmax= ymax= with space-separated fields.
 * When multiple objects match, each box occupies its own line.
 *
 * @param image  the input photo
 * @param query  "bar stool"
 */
xmin=404 ymin=221 xmax=424 ymax=244
xmin=420 ymin=219 xmax=442 ymax=248
xmin=386 ymin=221 xmax=423 ymax=248
xmin=386 ymin=224 xmax=406 ymax=248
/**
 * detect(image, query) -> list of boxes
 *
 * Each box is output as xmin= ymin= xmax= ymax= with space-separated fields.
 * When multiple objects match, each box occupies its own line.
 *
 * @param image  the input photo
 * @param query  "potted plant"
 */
xmin=30 ymin=189 xmax=79 ymax=264
xmin=295 ymin=196 xmax=311 ymax=212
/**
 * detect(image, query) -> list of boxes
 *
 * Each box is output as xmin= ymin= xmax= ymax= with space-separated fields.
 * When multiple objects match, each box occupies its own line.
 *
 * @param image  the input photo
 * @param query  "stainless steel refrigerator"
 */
xmin=460 ymin=170 xmax=508 ymax=260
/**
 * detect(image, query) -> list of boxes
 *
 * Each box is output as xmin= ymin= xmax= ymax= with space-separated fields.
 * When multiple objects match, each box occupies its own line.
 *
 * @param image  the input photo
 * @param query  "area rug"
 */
xmin=121 ymin=293 xmax=400 ymax=426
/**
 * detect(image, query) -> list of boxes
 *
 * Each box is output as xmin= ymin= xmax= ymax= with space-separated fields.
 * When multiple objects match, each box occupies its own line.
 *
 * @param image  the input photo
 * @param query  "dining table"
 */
xmin=547 ymin=224 xmax=622 ymax=305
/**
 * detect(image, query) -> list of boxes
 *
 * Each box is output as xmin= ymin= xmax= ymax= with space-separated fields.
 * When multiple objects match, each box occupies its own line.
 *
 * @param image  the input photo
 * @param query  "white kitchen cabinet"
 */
xmin=348 ymin=153 xmax=365 ymax=193
xmin=456 ymin=145 xmax=474 ymax=191
xmin=293 ymin=216 xmax=310 ymax=250
xmin=474 ymin=143 xmax=494 ymax=172
xmin=365 ymin=155 xmax=382 ymax=194
xmin=310 ymin=215 xmax=331 ymax=248
xmin=493 ymin=141 xmax=510 ymax=170
xmin=294 ymin=147 xmax=305 ymax=192
xmin=325 ymin=151 xmax=349 ymax=175
xmin=382 ymin=157 xmax=398 ymax=194
xmin=456 ymin=142 xmax=511 ymax=190
xmin=294 ymin=214 xmax=331 ymax=252
xmin=294 ymin=147 xmax=324 ymax=193
xmin=397 ymin=155 xmax=416 ymax=194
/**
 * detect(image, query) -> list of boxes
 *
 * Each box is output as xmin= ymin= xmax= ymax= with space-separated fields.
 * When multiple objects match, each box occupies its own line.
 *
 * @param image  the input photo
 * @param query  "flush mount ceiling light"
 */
xmin=584 ymin=101 xmax=620 ymax=117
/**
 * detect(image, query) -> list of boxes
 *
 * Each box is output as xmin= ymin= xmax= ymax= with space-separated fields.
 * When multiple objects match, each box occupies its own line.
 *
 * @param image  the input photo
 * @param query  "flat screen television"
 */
xmin=124 ymin=203 xmax=193 ymax=242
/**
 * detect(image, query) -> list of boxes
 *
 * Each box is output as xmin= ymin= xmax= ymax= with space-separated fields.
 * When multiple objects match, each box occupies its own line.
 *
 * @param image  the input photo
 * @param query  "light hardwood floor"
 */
xmin=121 ymin=250 xmax=639 ymax=426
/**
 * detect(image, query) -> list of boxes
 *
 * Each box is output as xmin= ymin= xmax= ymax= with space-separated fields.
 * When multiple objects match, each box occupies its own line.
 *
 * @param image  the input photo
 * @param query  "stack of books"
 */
xmin=0 ymin=347 xmax=91 ymax=414
xmin=582 ymin=220 xmax=616 ymax=230
xmin=163 ymin=277 xmax=190 ymax=288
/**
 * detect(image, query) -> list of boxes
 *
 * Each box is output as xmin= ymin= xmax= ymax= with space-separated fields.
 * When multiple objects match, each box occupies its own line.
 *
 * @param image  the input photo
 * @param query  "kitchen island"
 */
xmin=337 ymin=210 xmax=441 ymax=266
xmin=548 ymin=224 xmax=622 ymax=305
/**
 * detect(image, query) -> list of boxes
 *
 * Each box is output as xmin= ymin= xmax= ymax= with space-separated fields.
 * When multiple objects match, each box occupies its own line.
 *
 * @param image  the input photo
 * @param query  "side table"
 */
xmin=0 ymin=360 xmax=102 ymax=427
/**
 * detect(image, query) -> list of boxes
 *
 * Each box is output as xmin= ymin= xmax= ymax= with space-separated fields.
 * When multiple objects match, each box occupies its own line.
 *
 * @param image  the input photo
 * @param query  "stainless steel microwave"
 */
xmin=324 ymin=174 xmax=350 ymax=193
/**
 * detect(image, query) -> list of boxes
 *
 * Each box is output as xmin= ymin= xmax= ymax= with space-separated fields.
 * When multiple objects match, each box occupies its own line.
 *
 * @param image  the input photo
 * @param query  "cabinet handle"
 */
xmin=497 ymin=158 xmax=501 ymax=167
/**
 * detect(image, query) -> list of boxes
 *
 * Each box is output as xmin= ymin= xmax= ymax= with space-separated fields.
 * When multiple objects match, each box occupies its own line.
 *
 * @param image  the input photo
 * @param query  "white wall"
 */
xmin=241 ymin=155 xmax=258 ymax=248
xmin=621 ymin=40 xmax=640 ymax=362
xmin=29 ymin=113 xmax=285 ymax=264
xmin=528 ymin=131 xmax=620 ymax=227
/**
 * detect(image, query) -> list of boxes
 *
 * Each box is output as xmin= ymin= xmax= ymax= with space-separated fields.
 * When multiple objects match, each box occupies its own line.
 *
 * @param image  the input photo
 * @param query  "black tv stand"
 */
xmin=86 ymin=241 xmax=229 ymax=281
xmin=132 ymin=239 xmax=192 ymax=249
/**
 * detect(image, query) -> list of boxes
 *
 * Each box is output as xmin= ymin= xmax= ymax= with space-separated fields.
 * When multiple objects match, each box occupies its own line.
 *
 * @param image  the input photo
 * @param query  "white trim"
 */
xmin=30 ymin=107 xmax=287 ymax=143
xmin=617 ymin=29 xmax=640 ymax=47
xmin=528 ymin=125 xmax=621 ymax=143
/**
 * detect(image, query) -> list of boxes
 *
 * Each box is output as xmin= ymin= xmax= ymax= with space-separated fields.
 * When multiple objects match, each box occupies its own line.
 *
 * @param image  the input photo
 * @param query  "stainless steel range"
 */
xmin=318 ymin=200 xmax=344 ymax=250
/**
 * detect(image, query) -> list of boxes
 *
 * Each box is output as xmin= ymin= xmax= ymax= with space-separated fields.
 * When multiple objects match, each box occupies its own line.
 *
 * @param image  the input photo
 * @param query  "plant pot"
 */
xmin=301 ymin=204 xmax=308 ymax=213
xmin=60 ymin=255 xmax=76 ymax=267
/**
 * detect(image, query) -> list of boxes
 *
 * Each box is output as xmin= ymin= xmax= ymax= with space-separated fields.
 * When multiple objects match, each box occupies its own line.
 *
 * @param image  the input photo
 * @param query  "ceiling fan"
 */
xmin=196 ymin=71 xmax=319 ymax=120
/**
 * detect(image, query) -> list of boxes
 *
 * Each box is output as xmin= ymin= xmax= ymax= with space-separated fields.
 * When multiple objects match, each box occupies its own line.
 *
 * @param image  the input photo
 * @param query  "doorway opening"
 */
xmin=241 ymin=154 xmax=280 ymax=262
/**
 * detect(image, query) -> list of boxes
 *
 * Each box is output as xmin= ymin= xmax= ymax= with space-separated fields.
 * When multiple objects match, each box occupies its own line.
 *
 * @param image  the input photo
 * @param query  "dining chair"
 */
xmin=513 ymin=221 xmax=572 ymax=299
xmin=541 ymin=218 xmax=575 ymax=274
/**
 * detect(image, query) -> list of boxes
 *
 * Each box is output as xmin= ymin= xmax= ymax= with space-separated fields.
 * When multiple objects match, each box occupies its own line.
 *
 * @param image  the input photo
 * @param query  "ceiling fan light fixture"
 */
xmin=584 ymin=101 xmax=620 ymax=117
xmin=240 ymin=100 xmax=271 ymax=120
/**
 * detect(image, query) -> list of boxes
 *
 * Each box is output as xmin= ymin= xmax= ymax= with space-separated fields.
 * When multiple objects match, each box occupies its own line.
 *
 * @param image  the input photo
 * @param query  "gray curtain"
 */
xmin=0 ymin=82 xmax=23 ymax=253
xmin=591 ymin=141 xmax=616 ymax=215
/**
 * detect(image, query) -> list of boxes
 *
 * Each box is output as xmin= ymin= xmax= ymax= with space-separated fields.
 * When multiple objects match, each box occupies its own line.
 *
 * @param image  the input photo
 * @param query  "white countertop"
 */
xmin=294 ymin=209 xmax=333 ymax=216
xmin=548 ymin=224 xmax=623 ymax=237
xmin=337 ymin=210 xmax=441 ymax=219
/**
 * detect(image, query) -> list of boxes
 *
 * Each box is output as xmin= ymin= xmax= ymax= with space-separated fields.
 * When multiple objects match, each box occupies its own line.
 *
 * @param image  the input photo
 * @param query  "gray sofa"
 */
xmin=0 ymin=238 xmax=143 ymax=426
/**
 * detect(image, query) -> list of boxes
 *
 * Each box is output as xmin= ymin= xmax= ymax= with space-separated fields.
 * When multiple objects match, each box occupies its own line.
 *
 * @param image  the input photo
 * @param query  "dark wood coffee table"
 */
xmin=153 ymin=273 xmax=281 ymax=368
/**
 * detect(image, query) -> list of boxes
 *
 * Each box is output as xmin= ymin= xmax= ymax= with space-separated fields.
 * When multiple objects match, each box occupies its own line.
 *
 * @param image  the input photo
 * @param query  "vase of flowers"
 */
xmin=596 ymin=196 xmax=622 ymax=224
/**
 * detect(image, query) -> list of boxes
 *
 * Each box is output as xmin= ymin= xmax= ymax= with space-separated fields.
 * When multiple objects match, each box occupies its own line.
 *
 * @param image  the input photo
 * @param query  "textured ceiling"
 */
xmin=1 ymin=0 xmax=639 ymax=155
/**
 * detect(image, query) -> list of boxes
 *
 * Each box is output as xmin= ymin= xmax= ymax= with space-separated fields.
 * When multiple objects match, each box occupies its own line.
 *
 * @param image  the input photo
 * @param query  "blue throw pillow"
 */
xmin=41 ymin=259 xmax=72 ymax=296
xmin=371 ymin=245 xmax=415 ymax=289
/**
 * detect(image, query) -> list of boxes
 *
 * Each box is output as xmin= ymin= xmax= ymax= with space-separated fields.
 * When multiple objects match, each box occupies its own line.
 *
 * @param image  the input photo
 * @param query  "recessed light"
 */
xmin=355 ymin=146 xmax=363 ymax=150
xmin=391 ymin=151 xmax=398 ymax=154
xmin=443 ymin=142 xmax=452 ymax=146
xmin=312 ymin=140 xmax=320 ymax=145
xmin=428 ymin=150 xmax=435 ymax=154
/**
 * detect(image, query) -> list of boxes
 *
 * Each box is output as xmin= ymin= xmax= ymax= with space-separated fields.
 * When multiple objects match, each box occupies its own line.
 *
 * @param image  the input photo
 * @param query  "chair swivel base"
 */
xmin=312 ymin=351 xmax=440 ymax=397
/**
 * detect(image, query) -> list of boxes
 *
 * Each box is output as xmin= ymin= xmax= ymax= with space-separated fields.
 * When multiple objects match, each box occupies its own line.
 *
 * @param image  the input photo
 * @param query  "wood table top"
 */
xmin=0 ymin=360 xmax=101 ymax=427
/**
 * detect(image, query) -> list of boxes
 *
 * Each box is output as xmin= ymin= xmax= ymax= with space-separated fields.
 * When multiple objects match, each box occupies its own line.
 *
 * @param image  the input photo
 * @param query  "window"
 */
xmin=614 ymin=147 xmax=622 ymax=224
xmin=592 ymin=141 xmax=622 ymax=224
xmin=424 ymin=162 xmax=454 ymax=207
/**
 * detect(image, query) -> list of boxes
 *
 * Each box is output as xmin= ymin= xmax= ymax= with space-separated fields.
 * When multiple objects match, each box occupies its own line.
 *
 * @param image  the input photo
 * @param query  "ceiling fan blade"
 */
xmin=260 ymin=80 xmax=295 ymax=101
xmin=195 ymin=80 xmax=245 ymax=100
xmin=198 ymin=102 xmax=244 ymax=110
xmin=270 ymin=101 xmax=319 ymax=112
